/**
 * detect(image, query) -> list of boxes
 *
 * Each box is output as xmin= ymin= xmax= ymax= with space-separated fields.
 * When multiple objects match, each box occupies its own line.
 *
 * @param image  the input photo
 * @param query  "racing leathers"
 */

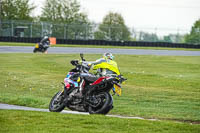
xmin=40 ymin=36 xmax=50 ymax=48
xmin=75 ymin=58 xmax=120 ymax=97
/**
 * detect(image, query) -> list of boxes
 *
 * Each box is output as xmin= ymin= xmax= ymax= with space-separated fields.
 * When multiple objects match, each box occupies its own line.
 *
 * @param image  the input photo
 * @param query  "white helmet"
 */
xmin=44 ymin=36 xmax=49 ymax=39
xmin=103 ymin=53 xmax=114 ymax=60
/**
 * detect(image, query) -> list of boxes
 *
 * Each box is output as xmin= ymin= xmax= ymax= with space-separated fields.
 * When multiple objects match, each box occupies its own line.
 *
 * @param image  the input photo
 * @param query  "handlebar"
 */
xmin=80 ymin=53 xmax=86 ymax=61
xmin=71 ymin=60 xmax=79 ymax=66
xmin=71 ymin=53 xmax=86 ymax=65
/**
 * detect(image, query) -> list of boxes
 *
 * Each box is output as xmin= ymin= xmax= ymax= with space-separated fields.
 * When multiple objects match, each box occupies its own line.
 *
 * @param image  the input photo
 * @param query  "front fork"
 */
xmin=61 ymin=82 xmax=69 ymax=105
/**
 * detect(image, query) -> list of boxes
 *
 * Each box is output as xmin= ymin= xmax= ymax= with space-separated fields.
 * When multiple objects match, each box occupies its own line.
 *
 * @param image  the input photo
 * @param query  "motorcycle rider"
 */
xmin=40 ymin=35 xmax=50 ymax=53
xmin=74 ymin=53 xmax=120 ymax=97
xmin=92 ymin=53 xmax=120 ymax=76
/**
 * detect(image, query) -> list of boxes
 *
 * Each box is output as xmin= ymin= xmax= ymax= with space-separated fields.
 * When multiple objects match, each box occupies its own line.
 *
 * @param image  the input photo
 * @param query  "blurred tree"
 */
xmin=185 ymin=19 xmax=200 ymax=44
xmin=138 ymin=32 xmax=159 ymax=42
xmin=0 ymin=0 xmax=35 ymax=21
xmin=163 ymin=35 xmax=173 ymax=43
xmin=94 ymin=12 xmax=131 ymax=41
xmin=40 ymin=0 xmax=86 ymax=23
xmin=162 ymin=34 xmax=185 ymax=43
xmin=40 ymin=0 xmax=92 ymax=39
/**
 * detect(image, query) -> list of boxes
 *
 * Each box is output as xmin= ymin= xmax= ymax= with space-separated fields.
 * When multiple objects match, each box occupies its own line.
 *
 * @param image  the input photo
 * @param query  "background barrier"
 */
xmin=0 ymin=36 xmax=200 ymax=49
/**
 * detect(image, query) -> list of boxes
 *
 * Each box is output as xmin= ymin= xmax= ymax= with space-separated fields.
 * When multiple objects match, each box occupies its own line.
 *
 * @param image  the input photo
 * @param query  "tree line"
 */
xmin=0 ymin=0 xmax=199 ymax=44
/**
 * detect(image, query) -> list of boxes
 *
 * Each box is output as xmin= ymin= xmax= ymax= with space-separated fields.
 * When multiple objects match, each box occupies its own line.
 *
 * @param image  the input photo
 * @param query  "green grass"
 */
xmin=0 ymin=53 xmax=200 ymax=122
xmin=0 ymin=41 xmax=200 ymax=51
xmin=0 ymin=110 xmax=199 ymax=133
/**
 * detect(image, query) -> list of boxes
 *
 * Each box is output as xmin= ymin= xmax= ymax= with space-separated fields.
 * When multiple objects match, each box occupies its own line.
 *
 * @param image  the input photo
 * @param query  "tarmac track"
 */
xmin=0 ymin=46 xmax=200 ymax=56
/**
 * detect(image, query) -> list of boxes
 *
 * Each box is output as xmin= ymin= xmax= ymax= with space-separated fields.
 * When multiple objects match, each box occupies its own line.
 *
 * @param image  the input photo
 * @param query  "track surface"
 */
xmin=0 ymin=46 xmax=200 ymax=56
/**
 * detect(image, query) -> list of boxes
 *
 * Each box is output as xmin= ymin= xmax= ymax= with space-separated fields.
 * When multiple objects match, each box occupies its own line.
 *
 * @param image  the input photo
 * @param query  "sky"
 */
xmin=31 ymin=0 xmax=200 ymax=36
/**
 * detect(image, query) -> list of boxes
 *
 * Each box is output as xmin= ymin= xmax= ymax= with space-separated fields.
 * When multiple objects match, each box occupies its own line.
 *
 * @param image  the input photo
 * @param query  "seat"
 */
xmin=80 ymin=73 xmax=98 ymax=83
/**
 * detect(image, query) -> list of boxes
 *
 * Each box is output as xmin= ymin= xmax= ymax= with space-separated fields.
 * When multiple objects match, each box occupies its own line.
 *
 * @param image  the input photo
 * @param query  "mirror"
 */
xmin=80 ymin=53 xmax=83 ymax=58
xmin=80 ymin=53 xmax=85 ymax=61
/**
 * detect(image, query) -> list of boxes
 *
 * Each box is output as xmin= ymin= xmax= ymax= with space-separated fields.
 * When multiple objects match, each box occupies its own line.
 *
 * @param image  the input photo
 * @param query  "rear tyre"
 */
xmin=49 ymin=91 xmax=65 ymax=112
xmin=88 ymin=92 xmax=112 ymax=115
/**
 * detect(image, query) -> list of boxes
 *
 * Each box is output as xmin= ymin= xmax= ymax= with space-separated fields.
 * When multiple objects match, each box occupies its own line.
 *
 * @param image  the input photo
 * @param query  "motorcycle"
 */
xmin=49 ymin=53 xmax=126 ymax=114
xmin=33 ymin=43 xmax=49 ymax=53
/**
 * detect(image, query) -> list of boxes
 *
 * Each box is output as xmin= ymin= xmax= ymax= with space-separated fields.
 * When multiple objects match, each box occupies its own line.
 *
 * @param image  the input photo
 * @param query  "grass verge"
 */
xmin=0 ymin=53 xmax=200 ymax=122
xmin=0 ymin=110 xmax=199 ymax=133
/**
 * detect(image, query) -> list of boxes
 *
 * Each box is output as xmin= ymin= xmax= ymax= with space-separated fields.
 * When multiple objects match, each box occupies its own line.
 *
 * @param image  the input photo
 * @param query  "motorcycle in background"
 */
xmin=33 ymin=36 xmax=50 ymax=53
xmin=33 ymin=43 xmax=49 ymax=53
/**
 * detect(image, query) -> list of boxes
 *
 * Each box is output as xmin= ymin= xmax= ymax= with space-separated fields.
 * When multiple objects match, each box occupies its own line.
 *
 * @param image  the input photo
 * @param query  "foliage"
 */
xmin=185 ymin=19 xmax=200 ymax=44
xmin=162 ymin=34 xmax=185 ymax=43
xmin=138 ymin=31 xmax=159 ymax=42
xmin=0 ymin=0 xmax=35 ymax=21
xmin=163 ymin=35 xmax=173 ymax=43
xmin=40 ymin=0 xmax=86 ymax=24
xmin=40 ymin=0 xmax=92 ymax=39
xmin=137 ymin=32 xmax=185 ymax=43
xmin=94 ymin=12 xmax=131 ymax=41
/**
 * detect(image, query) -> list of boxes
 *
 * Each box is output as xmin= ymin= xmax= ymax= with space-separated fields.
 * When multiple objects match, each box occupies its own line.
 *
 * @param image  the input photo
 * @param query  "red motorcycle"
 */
xmin=49 ymin=54 xmax=126 ymax=114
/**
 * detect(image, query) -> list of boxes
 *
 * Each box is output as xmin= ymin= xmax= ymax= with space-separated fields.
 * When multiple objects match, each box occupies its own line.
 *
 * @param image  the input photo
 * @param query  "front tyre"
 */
xmin=49 ymin=91 xmax=65 ymax=112
xmin=33 ymin=48 xmax=38 ymax=53
xmin=88 ymin=92 xmax=112 ymax=115
xmin=42 ymin=47 xmax=48 ymax=53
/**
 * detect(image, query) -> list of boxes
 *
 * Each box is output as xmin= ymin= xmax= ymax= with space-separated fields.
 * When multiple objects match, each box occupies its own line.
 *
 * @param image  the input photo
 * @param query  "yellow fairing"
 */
xmin=93 ymin=60 xmax=120 ymax=75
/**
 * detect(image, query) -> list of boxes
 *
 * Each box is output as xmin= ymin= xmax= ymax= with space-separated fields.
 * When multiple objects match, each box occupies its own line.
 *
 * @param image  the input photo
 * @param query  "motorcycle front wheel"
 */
xmin=33 ymin=48 xmax=38 ymax=53
xmin=88 ymin=92 xmax=112 ymax=115
xmin=49 ymin=91 xmax=65 ymax=112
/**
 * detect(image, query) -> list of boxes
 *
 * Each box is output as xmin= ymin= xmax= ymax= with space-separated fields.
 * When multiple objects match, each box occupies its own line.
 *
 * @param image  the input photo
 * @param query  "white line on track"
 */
xmin=0 ymin=103 xmax=158 ymax=121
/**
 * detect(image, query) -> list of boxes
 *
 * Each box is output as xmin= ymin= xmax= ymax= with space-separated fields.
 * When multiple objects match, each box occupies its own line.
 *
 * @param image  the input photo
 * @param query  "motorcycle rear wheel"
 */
xmin=88 ymin=92 xmax=112 ymax=115
xmin=49 ymin=91 xmax=65 ymax=112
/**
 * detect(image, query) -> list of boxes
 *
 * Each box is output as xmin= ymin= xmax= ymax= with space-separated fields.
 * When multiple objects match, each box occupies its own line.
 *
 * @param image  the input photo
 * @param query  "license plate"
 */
xmin=35 ymin=44 xmax=39 ymax=48
xmin=113 ymin=84 xmax=121 ymax=96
